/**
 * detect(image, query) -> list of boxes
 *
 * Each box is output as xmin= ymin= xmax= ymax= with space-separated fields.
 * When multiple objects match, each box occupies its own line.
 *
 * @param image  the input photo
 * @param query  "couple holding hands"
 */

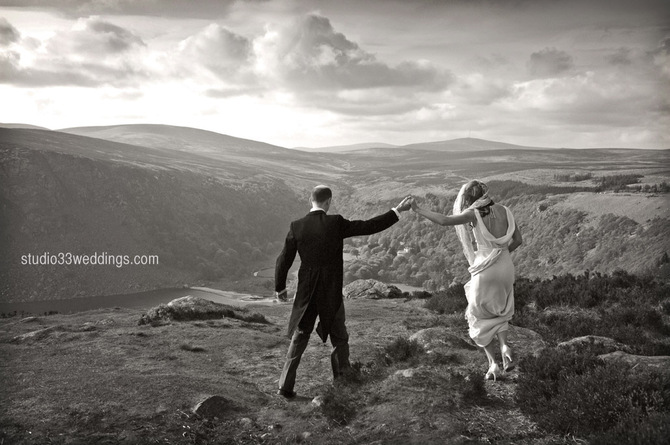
xmin=274 ymin=181 xmax=523 ymax=398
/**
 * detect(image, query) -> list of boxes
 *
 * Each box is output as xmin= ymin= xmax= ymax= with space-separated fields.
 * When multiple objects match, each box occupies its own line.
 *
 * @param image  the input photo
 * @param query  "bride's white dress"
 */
xmin=464 ymin=206 xmax=516 ymax=347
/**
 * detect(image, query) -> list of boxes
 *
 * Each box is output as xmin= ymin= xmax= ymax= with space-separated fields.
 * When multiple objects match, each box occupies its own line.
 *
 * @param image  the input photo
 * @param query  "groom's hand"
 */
xmin=395 ymin=196 xmax=412 ymax=212
xmin=275 ymin=289 xmax=288 ymax=302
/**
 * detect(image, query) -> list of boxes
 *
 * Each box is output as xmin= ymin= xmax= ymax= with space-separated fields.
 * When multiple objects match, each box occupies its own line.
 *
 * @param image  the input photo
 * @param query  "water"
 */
xmin=0 ymin=287 xmax=272 ymax=316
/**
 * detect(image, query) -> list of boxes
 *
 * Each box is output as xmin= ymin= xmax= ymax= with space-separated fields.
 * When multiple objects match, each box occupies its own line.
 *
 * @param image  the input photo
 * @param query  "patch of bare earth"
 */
xmin=1 ymin=300 xmax=570 ymax=444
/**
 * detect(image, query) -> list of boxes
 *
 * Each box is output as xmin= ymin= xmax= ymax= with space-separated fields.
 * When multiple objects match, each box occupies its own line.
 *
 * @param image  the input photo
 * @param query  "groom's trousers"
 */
xmin=278 ymin=299 xmax=350 ymax=393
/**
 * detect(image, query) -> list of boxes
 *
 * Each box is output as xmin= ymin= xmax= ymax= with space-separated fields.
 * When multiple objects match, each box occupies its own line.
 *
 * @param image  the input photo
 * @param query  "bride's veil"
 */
xmin=454 ymin=183 xmax=476 ymax=266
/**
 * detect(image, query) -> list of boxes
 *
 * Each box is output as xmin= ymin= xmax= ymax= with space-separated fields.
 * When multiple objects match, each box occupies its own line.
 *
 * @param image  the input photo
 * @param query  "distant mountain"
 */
xmin=60 ymin=124 xmax=285 ymax=155
xmin=296 ymin=142 xmax=399 ymax=153
xmin=0 ymin=123 xmax=51 ymax=130
xmin=401 ymin=137 xmax=551 ymax=152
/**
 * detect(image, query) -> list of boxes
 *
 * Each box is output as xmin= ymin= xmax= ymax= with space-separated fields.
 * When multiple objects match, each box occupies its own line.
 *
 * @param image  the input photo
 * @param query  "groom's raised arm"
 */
xmin=341 ymin=197 xmax=410 ymax=238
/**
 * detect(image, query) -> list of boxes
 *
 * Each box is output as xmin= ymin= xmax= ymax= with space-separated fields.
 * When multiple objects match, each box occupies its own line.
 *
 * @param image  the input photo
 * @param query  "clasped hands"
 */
xmin=395 ymin=195 xmax=419 ymax=212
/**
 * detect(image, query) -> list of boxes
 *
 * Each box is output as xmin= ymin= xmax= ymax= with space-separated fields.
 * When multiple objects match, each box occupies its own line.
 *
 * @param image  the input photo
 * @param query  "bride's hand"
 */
xmin=410 ymin=197 xmax=419 ymax=211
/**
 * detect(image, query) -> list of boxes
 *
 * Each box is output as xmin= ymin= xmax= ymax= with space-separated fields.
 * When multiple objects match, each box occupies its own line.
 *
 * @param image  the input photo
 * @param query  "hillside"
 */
xmin=0 ymin=128 xmax=345 ymax=303
xmin=1 ymin=125 xmax=668 ymax=304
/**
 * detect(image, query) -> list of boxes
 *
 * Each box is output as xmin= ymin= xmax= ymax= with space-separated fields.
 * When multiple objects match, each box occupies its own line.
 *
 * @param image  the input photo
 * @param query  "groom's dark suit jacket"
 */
xmin=275 ymin=209 xmax=399 ymax=342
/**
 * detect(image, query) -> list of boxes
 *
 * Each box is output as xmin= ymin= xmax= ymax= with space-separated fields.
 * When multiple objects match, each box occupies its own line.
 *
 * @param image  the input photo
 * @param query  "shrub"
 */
xmin=424 ymin=283 xmax=465 ymax=315
xmin=516 ymin=347 xmax=670 ymax=439
xmin=382 ymin=337 xmax=425 ymax=364
xmin=320 ymin=384 xmax=358 ymax=426
xmin=591 ymin=412 xmax=670 ymax=445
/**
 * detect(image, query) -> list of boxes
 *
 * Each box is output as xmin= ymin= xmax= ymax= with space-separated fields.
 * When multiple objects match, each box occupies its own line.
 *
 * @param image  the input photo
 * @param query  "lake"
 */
xmin=0 ymin=287 xmax=274 ymax=316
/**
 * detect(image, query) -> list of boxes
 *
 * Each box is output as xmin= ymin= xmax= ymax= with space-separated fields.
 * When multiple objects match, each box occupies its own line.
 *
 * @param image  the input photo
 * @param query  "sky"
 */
xmin=0 ymin=0 xmax=668 ymax=149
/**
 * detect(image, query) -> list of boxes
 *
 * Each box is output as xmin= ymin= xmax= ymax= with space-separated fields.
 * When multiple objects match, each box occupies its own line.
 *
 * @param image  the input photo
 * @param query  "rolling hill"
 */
xmin=1 ymin=125 xmax=668 ymax=303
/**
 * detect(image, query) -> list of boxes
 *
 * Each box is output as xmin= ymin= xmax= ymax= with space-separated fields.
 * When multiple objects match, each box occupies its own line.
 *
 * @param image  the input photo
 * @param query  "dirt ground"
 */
xmin=0 ymin=297 xmax=562 ymax=444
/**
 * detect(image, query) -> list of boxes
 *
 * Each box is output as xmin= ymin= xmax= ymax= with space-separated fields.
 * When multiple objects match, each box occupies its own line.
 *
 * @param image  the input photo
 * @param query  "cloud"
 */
xmin=0 ymin=17 xmax=20 ymax=46
xmin=652 ymin=36 xmax=670 ymax=78
xmin=0 ymin=17 xmax=148 ymax=87
xmin=47 ymin=16 xmax=145 ymax=55
xmin=0 ymin=0 xmax=239 ymax=18
xmin=607 ymin=47 xmax=633 ymax=66
xmin=252 ymin=13 xmax=452 ymax=114
xmin=178 ymin=24 xmax=252 ymax=79
xmin=527 ymin=47 xmax=574 ymax=78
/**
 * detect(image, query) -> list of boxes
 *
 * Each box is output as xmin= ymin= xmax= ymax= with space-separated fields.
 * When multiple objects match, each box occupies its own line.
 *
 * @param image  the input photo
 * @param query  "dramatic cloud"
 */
xmin=1 ymin=0 xmax=667 ymax=148
xmin=262 ymin=14 xmax=449 ymax=91
xmin=0 ymin=0 xmax=238 ymax=18
xmin=251 ymin=14 xmax=452 ymax=114
xmin=527 ymin=47 xmax=574 ymax=78
xmin=0 ymin=17 xmax=19 ymax=45
xmin=47 ymin=17 xmax=146 ymax=58
xmin=178 ymin=24 xmax=252 ymax=79
xmin=1 ymin=17 xmax=147 ymax=87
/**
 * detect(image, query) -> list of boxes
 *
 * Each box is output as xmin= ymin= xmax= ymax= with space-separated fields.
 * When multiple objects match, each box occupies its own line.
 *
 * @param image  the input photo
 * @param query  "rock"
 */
xmin=193 ymin=395 xmax=237 ymax=419
xmin=598 ymin=351 xmax=670 ymax=375
xmin=139 ymin=296 xmax=239 ymax=325
xmin=410 ymin=327 xmax=478 ymax=352
xmin=343 ymin=279 xmax=402 ymax=300
xmin=506 ymin=325 xmax=546 ymax=357
xmin=301 ymin=432 xmax=312 ymax=440
xmin=10 ymin=326 xmax=62 ymax=343
xmin=394 ymin=368 xmax=416 ymax=378
xmin=558 ymin=335 xmax=630 ymax=354
xmin=311 ymin=395 xmax=324 ymax=407
xmin=79 ymin=322 xmax=97 ymax=332
xmin=239 ymin=417 xmax=253 ymax=427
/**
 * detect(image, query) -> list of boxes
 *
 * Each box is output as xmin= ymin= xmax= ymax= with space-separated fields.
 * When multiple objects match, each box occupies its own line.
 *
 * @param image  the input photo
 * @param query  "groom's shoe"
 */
xmin=276 ymin=389 xmax=297 ymax=399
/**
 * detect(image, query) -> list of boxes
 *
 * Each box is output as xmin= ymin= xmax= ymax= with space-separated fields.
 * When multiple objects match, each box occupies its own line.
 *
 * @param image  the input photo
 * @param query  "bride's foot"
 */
xmin=501 ymin=345 xmax=515 ymax=372
xmin=485 ymin=362 xmax=502 ymax=381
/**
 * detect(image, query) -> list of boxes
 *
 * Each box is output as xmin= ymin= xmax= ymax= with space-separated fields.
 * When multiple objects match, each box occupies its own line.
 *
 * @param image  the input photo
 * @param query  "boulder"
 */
xmin=10 ymin=325 xmax=62 ymax=343
xmin=343 ymin=279 xmax=402 ymax=300
xmin=139 ymin=296 xmax=247 ymax=325
xmin=506 ymin=324 xmax=546 ymax=357
xmin=409 ymin=327 xmax=478 ymax=352
xmin=193 ymin=395 xmax=238 ymax=419
xmin=598 ymin=351 xmax=670 ymax=375
xmin=557 ymin=335 xmax=630 ymax=354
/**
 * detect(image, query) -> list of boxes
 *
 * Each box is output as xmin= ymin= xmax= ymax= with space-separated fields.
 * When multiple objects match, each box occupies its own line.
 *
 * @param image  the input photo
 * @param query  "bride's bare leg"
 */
xmin=483 ymin=340 xmax=502 ymax=381
xmin=483 ymin=341 xmax=497 ymax=366
xmin=497 ymin=330 xmax=515 ymax=371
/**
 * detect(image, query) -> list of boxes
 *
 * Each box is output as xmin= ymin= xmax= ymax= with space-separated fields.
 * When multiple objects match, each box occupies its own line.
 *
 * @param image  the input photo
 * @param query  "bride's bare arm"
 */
xmin=412 ymin=200 xmax=475 ymax=226
xmin=508 ymin=225 xmax=523 ymax=252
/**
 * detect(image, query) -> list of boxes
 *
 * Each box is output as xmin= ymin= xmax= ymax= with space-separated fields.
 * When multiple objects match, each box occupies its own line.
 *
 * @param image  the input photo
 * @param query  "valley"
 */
xmin=1 ymin=125 xmax=668 ymax=304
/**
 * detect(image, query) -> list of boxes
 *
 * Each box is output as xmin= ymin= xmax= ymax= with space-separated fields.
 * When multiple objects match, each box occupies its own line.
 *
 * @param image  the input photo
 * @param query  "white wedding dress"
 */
xmin=463 ymin=206 xmax=516 ymax=347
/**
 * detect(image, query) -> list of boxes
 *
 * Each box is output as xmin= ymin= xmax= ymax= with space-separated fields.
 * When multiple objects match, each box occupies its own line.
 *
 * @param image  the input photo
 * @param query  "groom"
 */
xmin=275 ymin=185 xmax=411 ymax=398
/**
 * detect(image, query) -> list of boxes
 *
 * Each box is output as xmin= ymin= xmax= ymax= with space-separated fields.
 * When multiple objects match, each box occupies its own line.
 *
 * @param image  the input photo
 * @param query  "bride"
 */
xmin=410 ymin=180 xmax=523 ymax=380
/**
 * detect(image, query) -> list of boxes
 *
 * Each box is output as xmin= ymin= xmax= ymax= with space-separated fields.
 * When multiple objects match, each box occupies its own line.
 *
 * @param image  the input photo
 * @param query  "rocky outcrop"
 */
xmin=598 ymin=351 xmax=670 ymax=375
xmin=138 ymin=296 xmax=269 ymax=326
xmin=506 ymin=324 xmax=546 ymax=357
xmin=343 ymin=279 xmax=402 ymax=300
xmin=410 ymin=327 xmax=478 ymax=352
xmin=193 ymin=395 xmax=241 ymax=419
xmin=10 ymin=325 xmax=63 ymax=343
xmin=557 ymin=335 xmax=631 ymax=354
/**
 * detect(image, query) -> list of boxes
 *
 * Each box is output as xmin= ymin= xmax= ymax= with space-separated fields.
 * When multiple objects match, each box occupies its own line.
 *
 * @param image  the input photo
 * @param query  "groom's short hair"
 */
xmin=311 ymin=185 xmax=332 ymax=204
